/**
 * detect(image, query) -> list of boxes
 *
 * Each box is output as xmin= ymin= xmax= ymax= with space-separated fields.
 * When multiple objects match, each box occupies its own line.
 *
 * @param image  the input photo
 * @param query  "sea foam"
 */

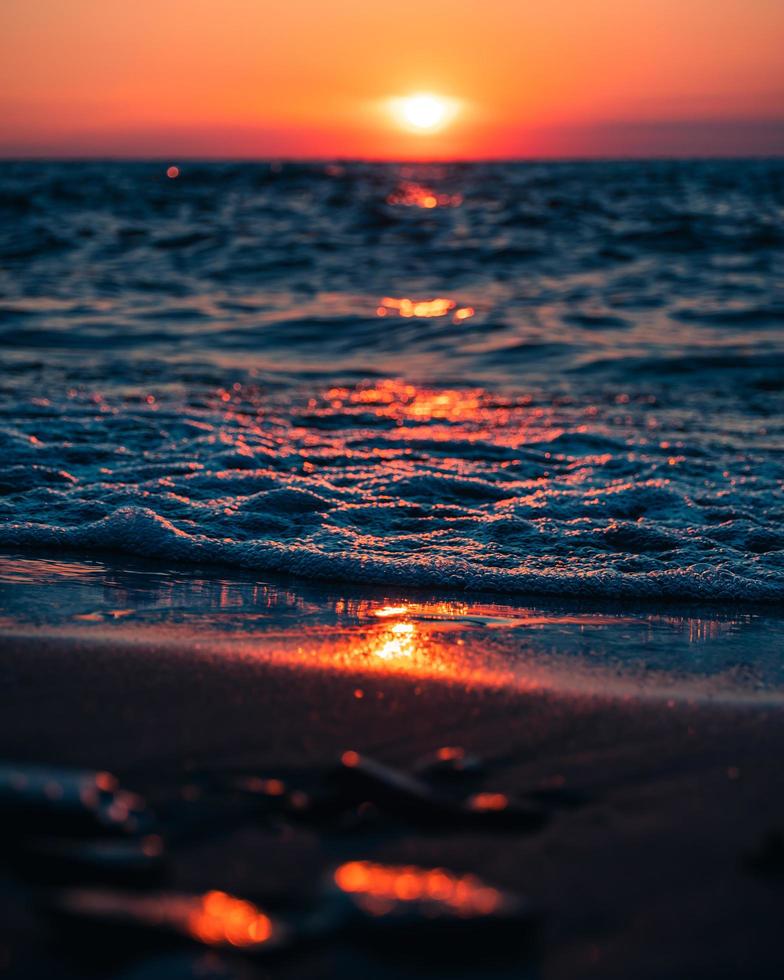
xmin=0 ymin=381 xmax=781 ymax=601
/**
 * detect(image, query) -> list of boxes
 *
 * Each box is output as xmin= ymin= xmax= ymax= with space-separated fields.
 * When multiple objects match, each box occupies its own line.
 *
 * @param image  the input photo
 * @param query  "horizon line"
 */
xmin=2 ymin=152 xmax=783 ymax=164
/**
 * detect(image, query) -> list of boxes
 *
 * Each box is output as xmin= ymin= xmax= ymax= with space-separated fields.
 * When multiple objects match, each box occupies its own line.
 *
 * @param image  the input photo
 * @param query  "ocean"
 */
xmin=3 ymin=161 xmax=784 ymax=980
xmin=1 ymin=159 xmax=783 ymax=601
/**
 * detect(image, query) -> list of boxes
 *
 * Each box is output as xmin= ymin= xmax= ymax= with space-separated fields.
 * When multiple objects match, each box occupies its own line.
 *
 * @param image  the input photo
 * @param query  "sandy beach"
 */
xmin=1 ymin=555 xmax=783 ymax=978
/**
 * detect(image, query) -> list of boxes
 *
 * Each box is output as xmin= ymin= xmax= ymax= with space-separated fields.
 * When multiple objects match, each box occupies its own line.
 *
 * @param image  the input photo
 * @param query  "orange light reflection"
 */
xmin=334 ymin=861 xmax=503 ymax=916
xmin=244 ymin=602 xmax=542 ymax=691
xmin=386 ymin=182 xmax=463 ymax=208
xmin=187 ymin=890 xmax=274 ymax=948
xmin=374 ymin=605 xmax=409 ymax=617
xmin=377 ymin=297 xmax=475 ymax=323
xmin=221 ymin=598 xmax=639 ymax=693
xmin=467 ymin=792 xmax=509 ymax=812
xmin=61 ymin=888 xmax=277 ymax=951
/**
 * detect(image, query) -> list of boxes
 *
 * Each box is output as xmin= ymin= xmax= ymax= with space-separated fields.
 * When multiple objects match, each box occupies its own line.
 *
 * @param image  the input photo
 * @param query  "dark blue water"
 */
xmin=0 ymin=160 xmax=782 ymax=600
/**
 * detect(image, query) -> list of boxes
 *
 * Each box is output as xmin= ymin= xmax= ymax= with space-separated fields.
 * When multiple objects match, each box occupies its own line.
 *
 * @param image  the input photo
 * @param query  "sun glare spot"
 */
xmin=403 ymin=95 xmax=445 ymax=130
xmin=390 ymin=94 xmax=459 ymax=133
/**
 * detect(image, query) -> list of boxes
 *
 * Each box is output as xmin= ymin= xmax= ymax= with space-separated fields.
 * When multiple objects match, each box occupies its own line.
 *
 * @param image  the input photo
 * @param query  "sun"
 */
xmin=389 ymin=93 xmax=459 ymax=134
xmin=401 ymin=94 xmax=447 ymax=130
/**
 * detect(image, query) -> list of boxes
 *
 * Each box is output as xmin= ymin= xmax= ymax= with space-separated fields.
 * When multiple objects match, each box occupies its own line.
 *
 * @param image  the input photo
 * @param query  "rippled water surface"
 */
xmin=1 ymin=161 xmax=783 ymax=600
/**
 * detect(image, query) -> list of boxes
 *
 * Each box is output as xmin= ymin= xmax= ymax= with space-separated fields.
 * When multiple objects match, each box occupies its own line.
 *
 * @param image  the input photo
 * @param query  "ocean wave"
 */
xmin=0 ymin=378 xmax=781 ymax=602
xmin=0 ymin=503 xmax=781 ymax=601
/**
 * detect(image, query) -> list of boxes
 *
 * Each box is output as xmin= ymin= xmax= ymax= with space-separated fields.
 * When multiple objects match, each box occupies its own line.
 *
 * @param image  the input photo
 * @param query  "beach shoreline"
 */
xmin=2 ymin=617 xmax=784 ymax=978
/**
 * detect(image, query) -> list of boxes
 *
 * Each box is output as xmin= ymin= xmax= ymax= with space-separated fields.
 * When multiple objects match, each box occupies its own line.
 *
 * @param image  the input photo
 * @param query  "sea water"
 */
xmin=0 ymin=160 xmax=782 ymax=601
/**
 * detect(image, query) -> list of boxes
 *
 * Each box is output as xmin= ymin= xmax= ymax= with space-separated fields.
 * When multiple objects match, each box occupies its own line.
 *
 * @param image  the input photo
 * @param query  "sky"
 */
xmin=1 ymin=0 xmax=782 ymax=159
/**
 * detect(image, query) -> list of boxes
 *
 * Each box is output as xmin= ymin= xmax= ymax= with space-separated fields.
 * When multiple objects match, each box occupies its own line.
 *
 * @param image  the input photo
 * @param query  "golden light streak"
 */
xmin=377 ymin=297 xmax=475 ymax=322
xmin=333 ymin=861 xmax=503 ymax=915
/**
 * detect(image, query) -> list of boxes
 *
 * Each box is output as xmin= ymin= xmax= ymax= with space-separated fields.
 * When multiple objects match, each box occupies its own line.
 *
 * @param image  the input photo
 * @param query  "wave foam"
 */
xmin=1 ymin=382 xmax=782 ymax=602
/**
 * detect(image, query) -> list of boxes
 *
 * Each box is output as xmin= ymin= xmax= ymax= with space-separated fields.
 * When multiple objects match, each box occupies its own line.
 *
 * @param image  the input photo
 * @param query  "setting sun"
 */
xmin=390 ymin=94 xmax=459 ymax=134
xmin=401 ymin=95 xmax=447 ymax=131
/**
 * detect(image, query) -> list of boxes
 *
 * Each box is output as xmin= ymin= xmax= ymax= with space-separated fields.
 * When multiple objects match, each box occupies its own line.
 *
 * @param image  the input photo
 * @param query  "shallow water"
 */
xmin=1 ymin=161 xmax=783 ymax=601
xmin=3 ymin=551 xmax=784 ymax=697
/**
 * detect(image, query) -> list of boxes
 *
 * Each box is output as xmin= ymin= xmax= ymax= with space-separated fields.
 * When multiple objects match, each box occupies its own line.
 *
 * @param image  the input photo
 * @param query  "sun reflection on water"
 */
xmin=374 ymin=605 xmax=410 ymax=617
xmin=377 ymin=296 xmax=475 ymax=323
xmin=254 ymin=601 xmax=535 ymax=690
xmin=324 ymin=380 xmax=486 ymax=424
xmin=4 ymin=552 xmax=770 ymax=698
xmin=386 ymin=182 xmax=463 ymax=208
xmin=213 ymin=599 xmax=644 ymax=692
xmin=371 ymin=619 xmax=416 ymax=661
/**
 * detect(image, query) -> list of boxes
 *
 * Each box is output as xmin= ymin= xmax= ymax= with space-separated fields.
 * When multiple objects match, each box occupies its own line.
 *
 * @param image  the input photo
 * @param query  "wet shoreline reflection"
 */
xmin=0 ymin=552 xmax=782 ymax=696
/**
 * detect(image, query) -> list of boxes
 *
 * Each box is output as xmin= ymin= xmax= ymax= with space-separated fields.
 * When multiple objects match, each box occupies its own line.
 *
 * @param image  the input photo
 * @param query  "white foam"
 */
xmin=1 ymin=383 xmax=782 ymax=602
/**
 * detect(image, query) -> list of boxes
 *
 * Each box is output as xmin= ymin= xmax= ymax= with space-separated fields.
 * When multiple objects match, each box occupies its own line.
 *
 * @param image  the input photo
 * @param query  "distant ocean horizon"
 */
xmin=3 ymin=111 xmax=783 ymax=160
xmin=2 ymin=152 xmax=783 ymax=162
xmin=1 ymin=159 xmax=782 ymax=600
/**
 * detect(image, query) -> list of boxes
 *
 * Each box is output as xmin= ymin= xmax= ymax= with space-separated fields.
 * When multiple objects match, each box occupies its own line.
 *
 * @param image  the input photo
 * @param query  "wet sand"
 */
xmin=1 ymin=621 xmax=784 ymax=979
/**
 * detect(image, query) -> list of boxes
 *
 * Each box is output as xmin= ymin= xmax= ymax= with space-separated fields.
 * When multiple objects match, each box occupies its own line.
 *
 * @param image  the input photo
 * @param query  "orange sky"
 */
xmin=1 ymin=0 xmax=782 ymax=158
